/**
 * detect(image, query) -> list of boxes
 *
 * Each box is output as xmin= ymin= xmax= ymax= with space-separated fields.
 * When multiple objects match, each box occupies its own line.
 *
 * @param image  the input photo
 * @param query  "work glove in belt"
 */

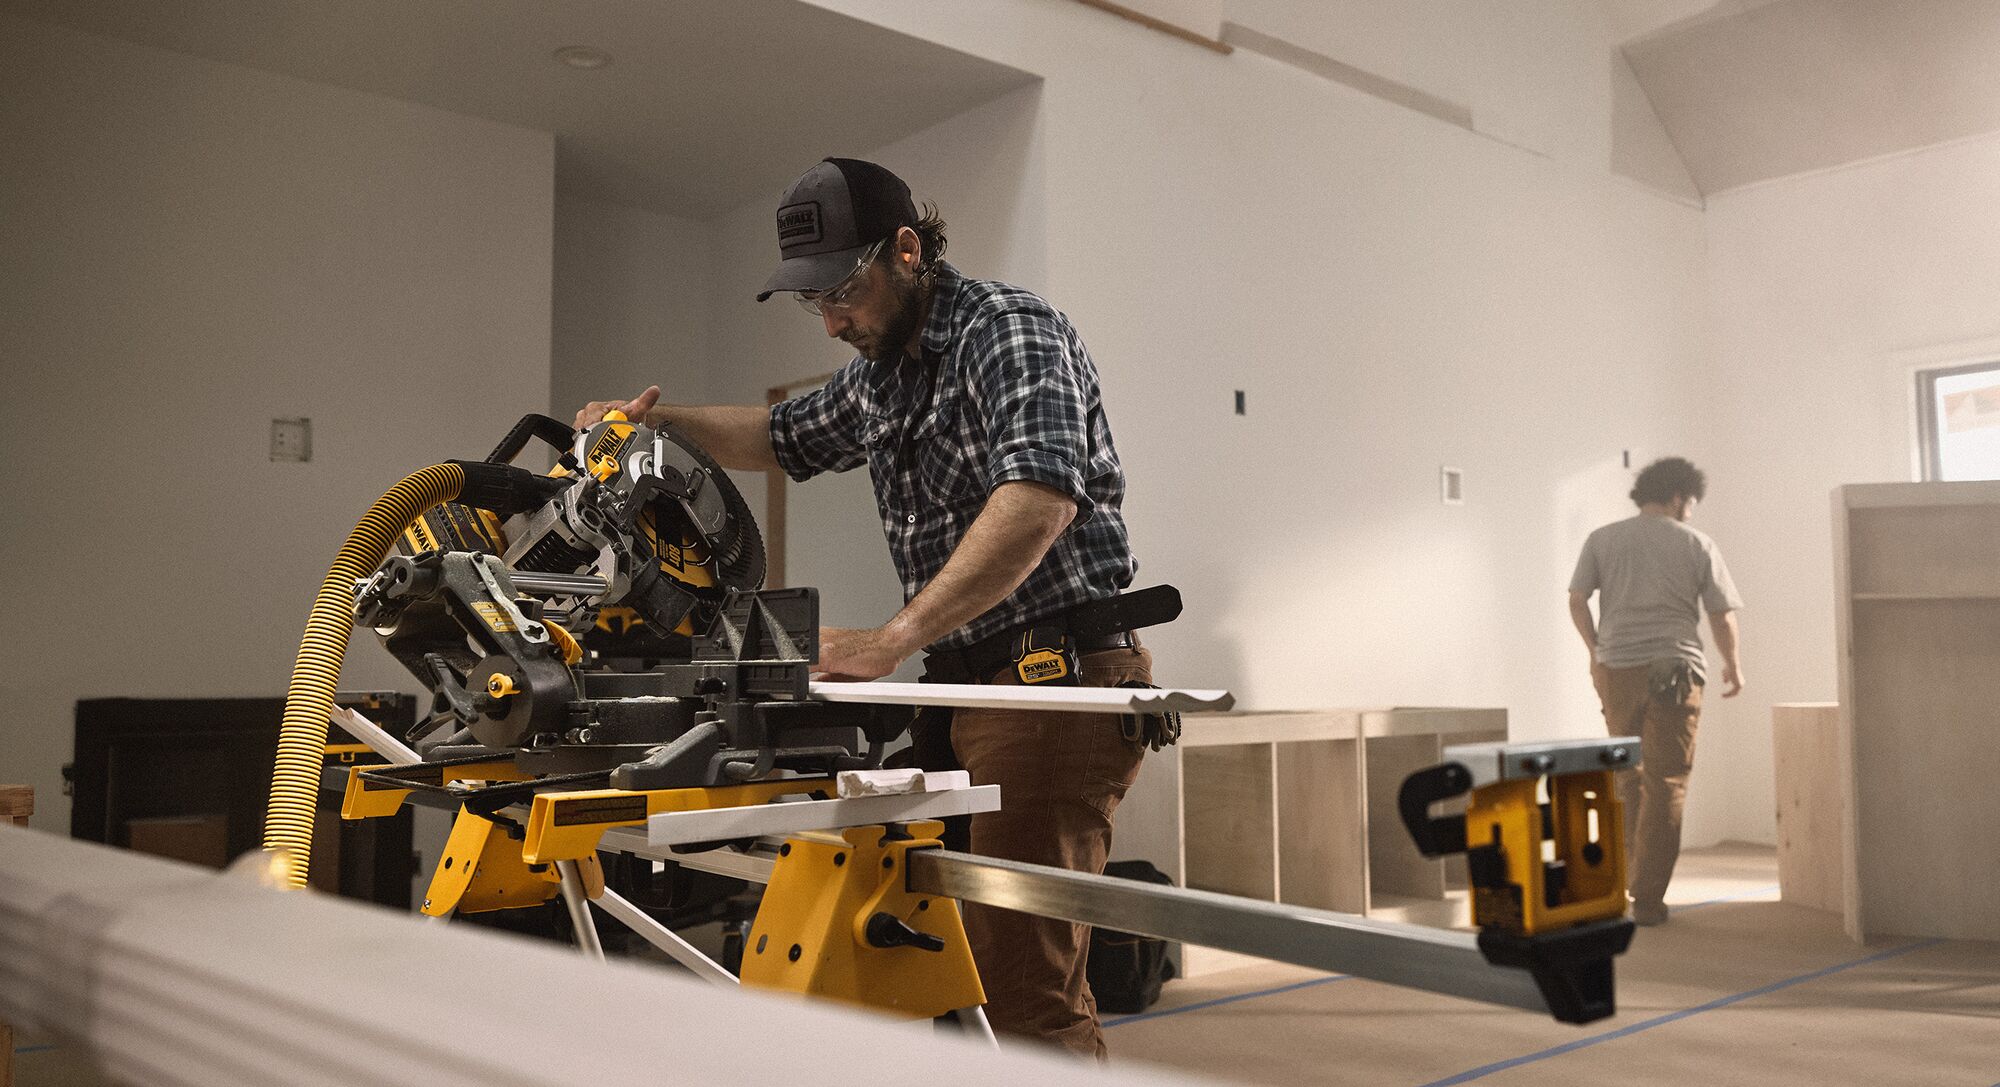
xmin=1117 ymin=680 xmax=1181 ymax=751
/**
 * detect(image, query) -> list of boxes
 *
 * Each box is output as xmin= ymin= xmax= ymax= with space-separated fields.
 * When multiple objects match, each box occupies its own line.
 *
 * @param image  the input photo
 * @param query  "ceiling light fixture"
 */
xmin=553 ymin=45 xmax=612 ymax=70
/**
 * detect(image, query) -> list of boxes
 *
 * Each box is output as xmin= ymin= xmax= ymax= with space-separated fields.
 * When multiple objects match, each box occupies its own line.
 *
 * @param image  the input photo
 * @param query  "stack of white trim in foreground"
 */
xmin=0 ymin=826 xmax=1194 ymax=1087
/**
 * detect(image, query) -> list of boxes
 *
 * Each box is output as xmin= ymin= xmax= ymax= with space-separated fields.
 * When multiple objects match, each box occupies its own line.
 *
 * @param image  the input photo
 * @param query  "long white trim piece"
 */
xmin=809 ymin=680 xmax=1234 ymax=715
xmin=647 ymin=786 xmax=1002 ymax=846
xmin=0 ymin=826 xmax=1186 ymax=1087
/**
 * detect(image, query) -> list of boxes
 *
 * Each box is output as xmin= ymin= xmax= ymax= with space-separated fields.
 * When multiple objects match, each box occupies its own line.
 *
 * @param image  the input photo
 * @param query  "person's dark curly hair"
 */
xmin=1631 ymin=457 xmax=1707 ymax=507
xmin=910 ymin=201 xmax=947 ymax=276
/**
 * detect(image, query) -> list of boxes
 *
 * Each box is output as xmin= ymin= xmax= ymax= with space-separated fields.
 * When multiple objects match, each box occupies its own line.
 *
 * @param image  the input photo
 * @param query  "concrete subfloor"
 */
xmin=1106 ymin=843 xmax=2000 ymax=1085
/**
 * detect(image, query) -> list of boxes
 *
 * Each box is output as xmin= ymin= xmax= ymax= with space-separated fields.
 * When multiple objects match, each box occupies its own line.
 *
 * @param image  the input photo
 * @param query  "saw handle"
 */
xmin=486 ymin=412 xmax=580 ymax=466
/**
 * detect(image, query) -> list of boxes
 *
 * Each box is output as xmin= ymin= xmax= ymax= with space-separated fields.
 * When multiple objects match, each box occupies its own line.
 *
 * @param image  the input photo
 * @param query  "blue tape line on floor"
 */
xmin=1103 ymin=974 xmax=1351 ymax=1027
xmin=1415 ymin=937 xmax=1945 ymax=1087
xmin=13 ymin=1044 xmax=58 ymax=1055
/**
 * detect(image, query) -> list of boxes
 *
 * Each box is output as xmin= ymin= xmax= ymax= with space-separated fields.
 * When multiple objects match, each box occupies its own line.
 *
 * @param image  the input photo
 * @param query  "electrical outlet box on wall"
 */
xmin=1440 ymin=466 xmax=1464 ymax=505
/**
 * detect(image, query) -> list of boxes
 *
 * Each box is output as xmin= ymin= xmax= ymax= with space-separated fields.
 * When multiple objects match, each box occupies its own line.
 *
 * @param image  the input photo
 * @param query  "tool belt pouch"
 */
xmin=1013 ymin=625 xmax=1082 ymax=686
xmin=1116 ymin=680 xmax=1181 ymax=751
xmin=1646 ymin=658 xmax=1699 ymax=706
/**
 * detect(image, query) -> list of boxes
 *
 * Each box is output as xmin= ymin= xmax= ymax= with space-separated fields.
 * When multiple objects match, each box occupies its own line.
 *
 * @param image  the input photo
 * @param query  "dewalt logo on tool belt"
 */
xmin=1018 ymin=649 xmax=1070 ymax=684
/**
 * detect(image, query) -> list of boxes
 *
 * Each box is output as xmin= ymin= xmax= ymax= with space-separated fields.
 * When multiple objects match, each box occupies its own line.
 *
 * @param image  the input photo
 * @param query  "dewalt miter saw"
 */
xmin=264 ymin=410 xmax=1638 ymax=1033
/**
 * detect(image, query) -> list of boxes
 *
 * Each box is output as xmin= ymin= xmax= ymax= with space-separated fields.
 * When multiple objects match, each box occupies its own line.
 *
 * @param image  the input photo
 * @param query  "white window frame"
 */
xmin=1915 ymin=359 xmax=2000 ymax=482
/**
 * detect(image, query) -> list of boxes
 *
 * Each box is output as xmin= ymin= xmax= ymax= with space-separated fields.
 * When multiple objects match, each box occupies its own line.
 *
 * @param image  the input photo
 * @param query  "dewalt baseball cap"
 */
xmin=755 ymin=158 xmax=918 ymax=302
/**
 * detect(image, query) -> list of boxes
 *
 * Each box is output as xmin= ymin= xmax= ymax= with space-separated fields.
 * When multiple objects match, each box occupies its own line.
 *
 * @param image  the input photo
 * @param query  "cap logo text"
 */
xmin=777 ymin=202 xmax=822 ymax=248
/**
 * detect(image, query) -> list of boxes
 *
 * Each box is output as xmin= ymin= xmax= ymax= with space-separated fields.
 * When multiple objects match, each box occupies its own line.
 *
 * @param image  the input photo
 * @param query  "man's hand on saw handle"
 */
xmin=575 ymin=385 xmax=663 ymax=430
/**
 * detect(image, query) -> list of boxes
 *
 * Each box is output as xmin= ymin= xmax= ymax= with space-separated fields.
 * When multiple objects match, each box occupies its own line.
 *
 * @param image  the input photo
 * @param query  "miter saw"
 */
xmin=353 ymin=409 xmax=910 ymax=793
xmin=264 ymin=409 xmax=1638 ymax=1031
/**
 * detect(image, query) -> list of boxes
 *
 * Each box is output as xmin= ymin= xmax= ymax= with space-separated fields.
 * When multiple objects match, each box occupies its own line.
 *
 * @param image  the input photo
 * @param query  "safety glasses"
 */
xmin=795 ymin=239 xmax=886 ymax=317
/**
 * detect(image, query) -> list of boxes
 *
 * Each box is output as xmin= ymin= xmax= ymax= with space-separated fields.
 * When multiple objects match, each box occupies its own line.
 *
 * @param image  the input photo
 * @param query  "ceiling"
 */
xmin=0 ymin=0 xmax=1038 ymax=217
xmin=12 ymin=0 xmax=1995 ymax=208
xmin=1613 ymin=0 xmax=2000 ymax=195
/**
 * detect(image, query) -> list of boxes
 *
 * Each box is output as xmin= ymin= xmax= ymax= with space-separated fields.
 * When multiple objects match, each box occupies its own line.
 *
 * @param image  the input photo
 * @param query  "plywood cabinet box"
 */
xmin=1113 ymin=708 xmax=1506 ymax=976
xmin=1833 ymin=481 xmax=2000 ymax=941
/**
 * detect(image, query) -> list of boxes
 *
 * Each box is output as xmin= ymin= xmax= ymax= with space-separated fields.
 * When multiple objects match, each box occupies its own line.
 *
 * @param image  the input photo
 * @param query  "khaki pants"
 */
xmin=1591 ymin=661 xmax=1702 ymax=910
xmin=947 ymin=643 xmax=1153 ymax=1060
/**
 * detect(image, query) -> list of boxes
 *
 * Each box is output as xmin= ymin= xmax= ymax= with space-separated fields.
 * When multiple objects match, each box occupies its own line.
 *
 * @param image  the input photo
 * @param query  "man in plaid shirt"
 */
xmin=577 ymin=158 xmax=1152 ymax=1058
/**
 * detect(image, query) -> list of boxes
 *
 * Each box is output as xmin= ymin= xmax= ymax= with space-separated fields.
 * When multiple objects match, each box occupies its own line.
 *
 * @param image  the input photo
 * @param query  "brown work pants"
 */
xmin=1591 ymin=661 xmax=1702 ymax=911
xmin=949 ymin=643 xmax=1153 ymax=1060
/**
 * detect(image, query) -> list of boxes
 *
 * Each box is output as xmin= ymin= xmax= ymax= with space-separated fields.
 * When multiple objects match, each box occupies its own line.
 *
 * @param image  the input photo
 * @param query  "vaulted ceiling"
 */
xmin=1609 ymin=0 xmax=2000 ymax=194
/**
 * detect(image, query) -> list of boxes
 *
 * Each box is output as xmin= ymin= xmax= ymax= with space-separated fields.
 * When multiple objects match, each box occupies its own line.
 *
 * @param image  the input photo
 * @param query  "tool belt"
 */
xmin=920 ymin=585 xmax=1184 ymax=750
xmin=920 ymin=585 xmax=1182 ymax=686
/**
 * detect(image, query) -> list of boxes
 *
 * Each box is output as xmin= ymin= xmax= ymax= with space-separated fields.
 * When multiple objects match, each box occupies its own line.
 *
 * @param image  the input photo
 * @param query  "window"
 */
xmin=1917 ymin=361 xmax=2000 ymax=481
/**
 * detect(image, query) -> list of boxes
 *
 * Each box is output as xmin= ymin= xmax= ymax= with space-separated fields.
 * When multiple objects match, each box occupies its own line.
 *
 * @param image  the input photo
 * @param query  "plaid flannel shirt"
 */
xmin=768 ymin=262 xmax=1136 ymax=650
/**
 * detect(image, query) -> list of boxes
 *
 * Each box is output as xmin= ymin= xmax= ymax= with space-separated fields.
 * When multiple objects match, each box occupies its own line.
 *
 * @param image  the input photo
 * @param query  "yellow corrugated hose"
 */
xmin=263 ymin=462 xmax=466 ymax=889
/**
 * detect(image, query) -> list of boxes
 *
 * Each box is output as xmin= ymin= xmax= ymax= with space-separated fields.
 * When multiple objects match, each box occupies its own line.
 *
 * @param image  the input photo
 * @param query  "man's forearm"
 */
xmin=643 ymin=403 xmax=779 ymax=471
xmin=882 ymin=481 xmax=1075 ymax=654
xmin=1709 ymin=609 xmax=1741 ymax=669
xmin=1568 ymin=593 xmax=1598 ymax=654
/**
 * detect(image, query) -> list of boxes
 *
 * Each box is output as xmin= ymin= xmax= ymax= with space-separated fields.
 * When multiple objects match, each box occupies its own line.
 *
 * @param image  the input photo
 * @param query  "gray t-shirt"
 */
xmin=1569 ymin=514 xmax=1742 ymax=677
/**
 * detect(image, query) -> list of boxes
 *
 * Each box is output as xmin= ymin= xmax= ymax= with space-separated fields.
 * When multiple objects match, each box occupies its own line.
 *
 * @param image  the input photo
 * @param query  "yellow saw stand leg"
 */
xmin=740 ymin=820 xmax=985 ymax=1021
xmin=422 ymin=807 xmax=597 ymax=917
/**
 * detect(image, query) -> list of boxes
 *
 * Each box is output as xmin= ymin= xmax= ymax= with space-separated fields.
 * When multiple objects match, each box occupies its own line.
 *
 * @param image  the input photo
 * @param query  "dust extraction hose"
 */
xmin=263 ymin=463 xmax=466 ymax=888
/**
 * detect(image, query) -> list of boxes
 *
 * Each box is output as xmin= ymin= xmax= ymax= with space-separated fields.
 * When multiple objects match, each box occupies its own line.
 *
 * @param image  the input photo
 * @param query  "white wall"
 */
xmin=1696 ymin=133 xmax=2000 ymax=844
xmin=551 ymin=198 xmax=717 ymax=420
xmin=0 ymin=15 xmax=555 ymax=832
xmin=711 ymin=3 xmax=1718 ymax=830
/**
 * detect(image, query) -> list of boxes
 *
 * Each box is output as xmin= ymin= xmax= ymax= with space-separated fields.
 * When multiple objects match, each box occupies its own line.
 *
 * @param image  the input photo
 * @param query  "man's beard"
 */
xmin=848 ymin=263 xmax=924 ymax=363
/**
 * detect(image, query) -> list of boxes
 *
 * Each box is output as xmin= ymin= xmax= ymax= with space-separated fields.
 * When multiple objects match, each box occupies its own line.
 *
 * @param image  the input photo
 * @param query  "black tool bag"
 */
xmin=1086 ymin=860 xmax=1178 ymax=1014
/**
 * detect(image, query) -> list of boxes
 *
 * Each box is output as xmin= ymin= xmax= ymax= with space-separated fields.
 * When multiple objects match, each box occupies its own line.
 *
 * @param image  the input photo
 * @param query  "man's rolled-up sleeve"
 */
xmin=768 ymin=361 xmax=869 ymax=483
xmin=969 ymin=311 xmax=1094 ymax=523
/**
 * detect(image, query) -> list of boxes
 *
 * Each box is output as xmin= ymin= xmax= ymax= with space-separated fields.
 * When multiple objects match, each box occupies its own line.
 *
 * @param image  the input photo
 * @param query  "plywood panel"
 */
xmin=1850 ymin=600 xmax=2000 ymax=939
xmin=1275 ymin=739 xmax=1366 ymax=913
xmin=1364 ymin=734 xmax=1446 ymax=900
xmin=1847 ymin=505 xmax=2000 ymax=596
xmin=1182 ymin=744 xmax=1278 ymax=901
xmin=1771 ymin=703 xmax=1843 ymax=913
